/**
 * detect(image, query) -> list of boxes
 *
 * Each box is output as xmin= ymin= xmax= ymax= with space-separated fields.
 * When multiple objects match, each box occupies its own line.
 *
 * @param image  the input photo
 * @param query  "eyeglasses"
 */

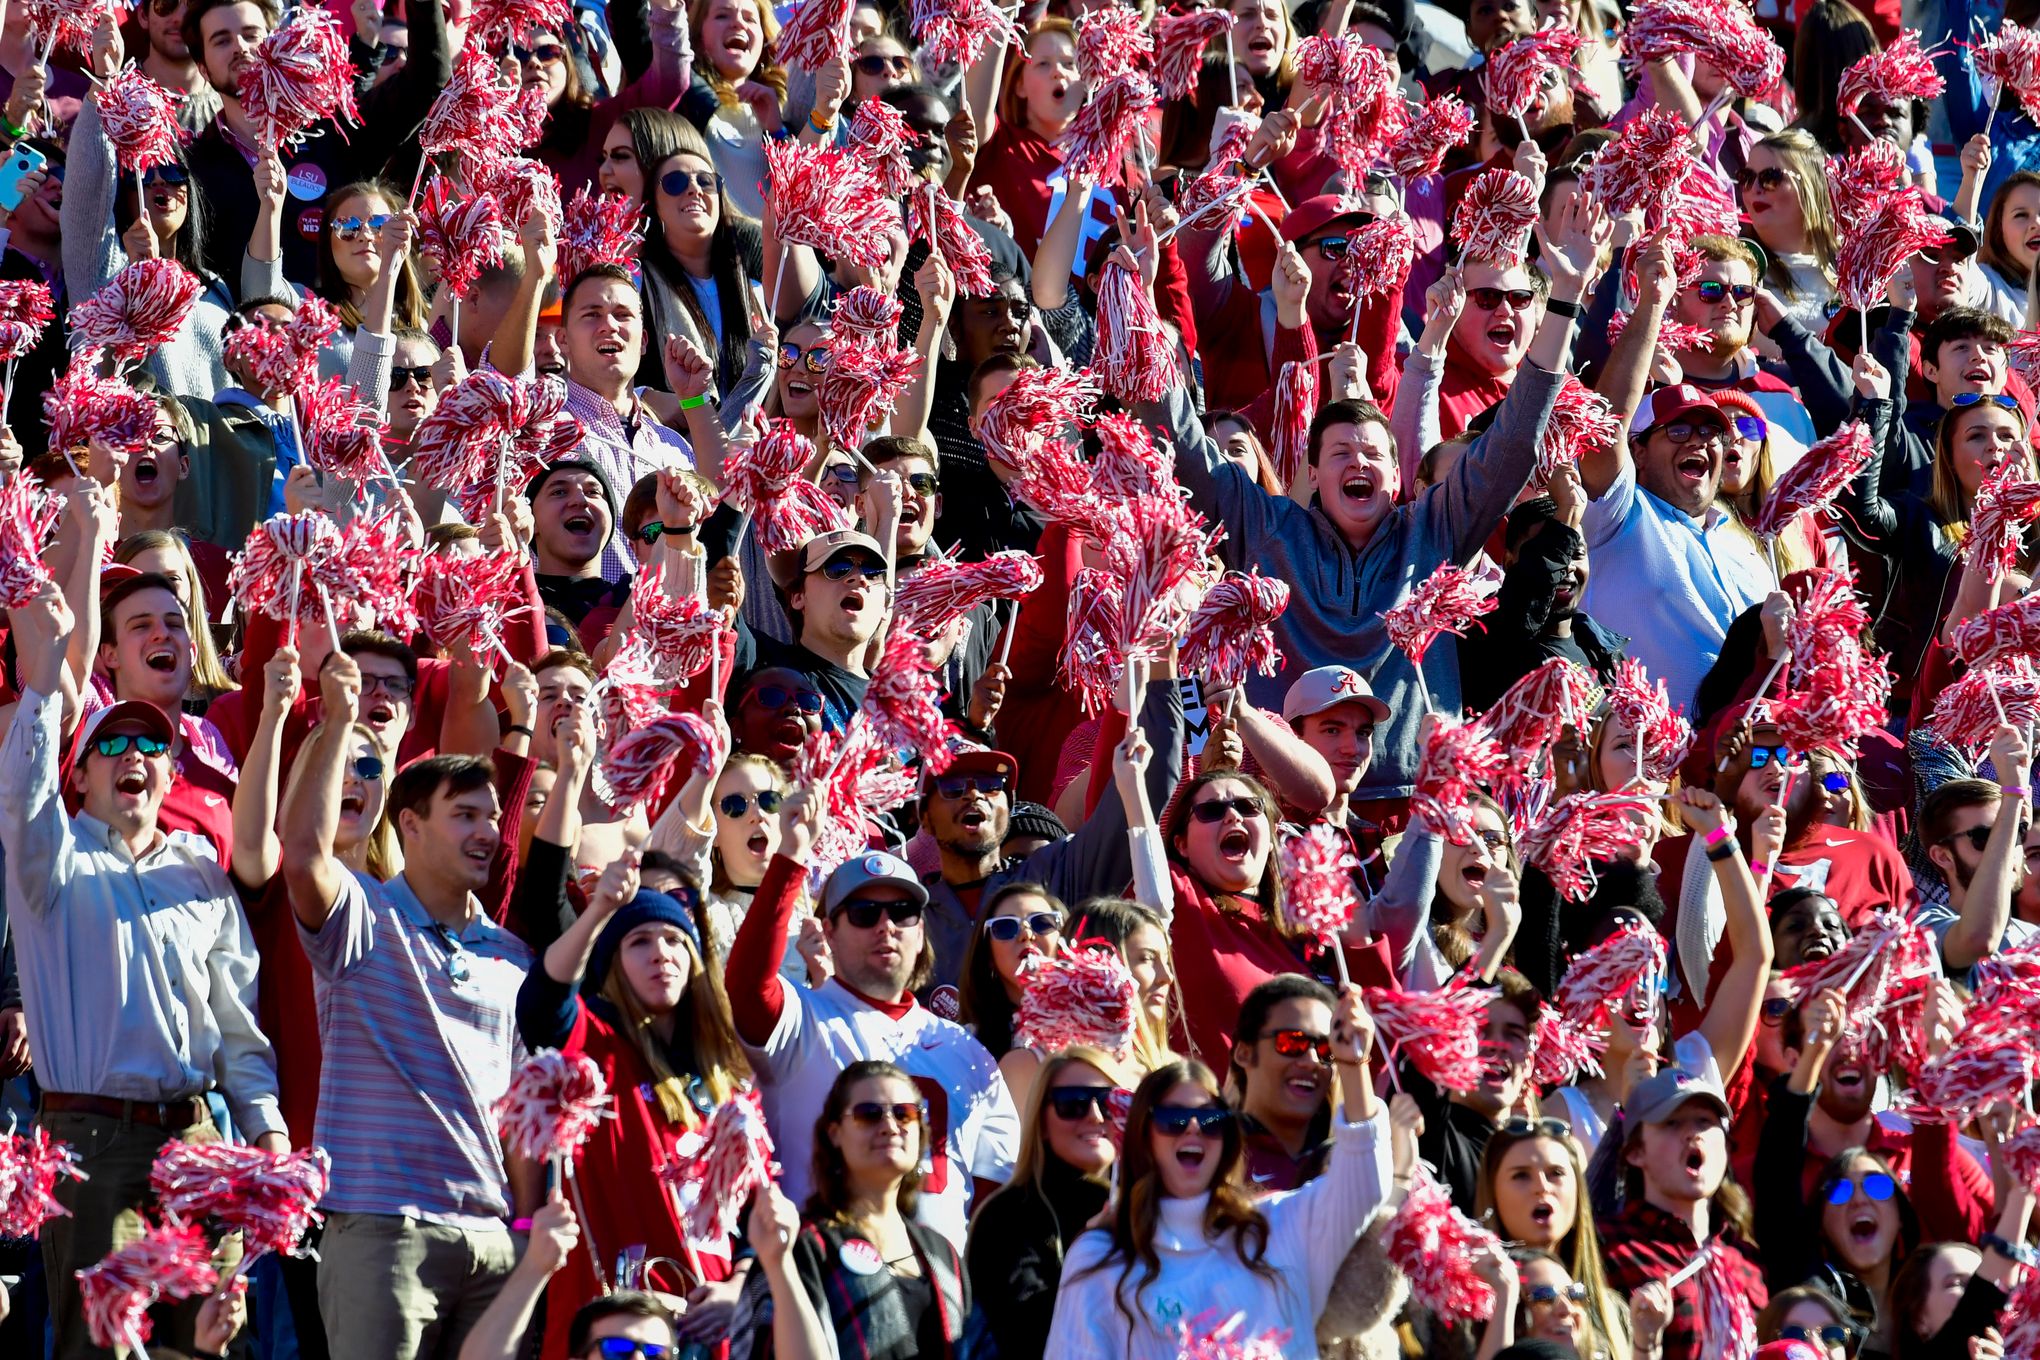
xmin=1525 ymin=1282 xmax=1590 ymax=1309
xmin=1500 ymin=1117 xmax=1572 ymax=1139
xmin=830 ymin=897 xmax=925 ymax=928
xmin=934 ymin=772 xmax=1008 ymax=799
xmin=1736 ymin=166 xmax=1788 ymax=193
xmin=719 ymin=789 xmax=782 ymax=817
xmin=1469 ymin=286 xmax=1538 ymax=311
xmin=1151 ymin=1105 xmax=1234 ymax=1136
xmin=513 ymin=42 xmax=565 ymax=62
xmin=1746 ymin=744 xmax=1797 ymax=769
xmin=330 ymin=214 xmax=391 ymax=241
xmin=359 ymin=673 xmax=415 ymax=700
xmin=778 ymin=342 xmax=834 ymax=373
xmin=1047 ymin=1085 xmax=1122 ymax=1121
xmin=351 ymin=755 xmax=385 ymax=781
xmin=854 ymin=52 xmax=912 ymax=76
xmin=985 ymin=911 xmax=1062 ymax=942
xmin=1189 ymin=795 xmax=1265 ymax=824
xmin=819 ymin=556 xmax=887 ymax=582
xmin=1693 ymin=280 xmax=1756 ymax=305
xmin=1658 ymin=420 xmax=1730 ymax=446
xmin=750 ymin=684 xmax=824 ymax=714
xmin=1940 ymin=819 xmax=2032 ymax=852
xmin=142 ymin=163 xmax=188 ymax=188
xmin=433 ymin=924 xmax=472 ymax=984
xmin=91 ymin=732 xmax=170 ymax=759
xmin=1264 ymin=1028 xmax=1333 ymax=1063
xmin=390 ymin=365 xmax=432 ymax=390
xmin=584 ymin=1339 xmax=672 ymax=1359
xmin=1824 ymin=1171 xmax=1897 ymax=1205
xmin=659 ymin=168 xmax=720 ymax=198
xmin=1474 ymin=827 xmax=1508 ymax=851
xmin=1781 ymin=1325 xmax=1852 ymax=1347
xmin=1733 ymin=415 xmax=1768 ymax=442
xmin=1950 ymin=392 xmax=2020 ymax=413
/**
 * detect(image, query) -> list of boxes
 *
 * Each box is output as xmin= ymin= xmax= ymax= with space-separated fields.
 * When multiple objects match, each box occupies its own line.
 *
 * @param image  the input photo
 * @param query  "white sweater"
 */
xmin=1044 ymin=1107 xmax=1392 ymax=1359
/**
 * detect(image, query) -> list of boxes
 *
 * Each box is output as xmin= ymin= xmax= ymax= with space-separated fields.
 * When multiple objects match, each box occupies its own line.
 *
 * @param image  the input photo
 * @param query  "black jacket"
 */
xmin=1457 ymin=517 xmax=1626 ymax=713
xmin=962 ymin=1158 xmax=1110 ymax=1360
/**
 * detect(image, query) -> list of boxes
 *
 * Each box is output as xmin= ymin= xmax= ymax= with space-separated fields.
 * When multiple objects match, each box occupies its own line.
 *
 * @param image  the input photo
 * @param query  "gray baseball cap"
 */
xmin=1624 ymin=1067 xmax=1731 ymax=1125
xmin=821 ymin=850 xmax=930 ymax=916
xmin=1282 ymin=665 xmax=1390 ymax=724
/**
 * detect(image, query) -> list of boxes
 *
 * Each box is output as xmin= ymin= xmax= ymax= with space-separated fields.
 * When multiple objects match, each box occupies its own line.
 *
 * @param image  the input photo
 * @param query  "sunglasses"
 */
xmin=1693 ymin=280 xmax=1756 ymax=304
xmin=1747 ymin=744 xmax=1797 ymax=769
xmin=1152 ymin=1105 xmax=1234 ymax=1137
xmin=390 ymin=363 xmax=435 ymax=392
xmin=513 ymin=42 xmax=565 ymax=62
xmin=1500 ymin=1116 xmax=1572 ymax=1139
xmin=1733 ymin=415 xmax=1768 ymax=441
xmin=351 ymin=754 xmax=385 ymax=781
xmin=819 ymin=556 xmax=887 ymax=582
xmin=632 ymin=520 xmax=691 ymax=545
xmin=330 ymin=214 xmax=391 ymax=240
xmin=985 ymin=911 xmax=1062 ymax=942
xmin=1781 ymin=1325 xmax=1852 ymax=1347
xmin=91 ymin=732 xmax=170 ymax=759
xmin=934 ymin=772 xmax=1008 ymax=799
xmin=1309 ymin=235 xmax=1352 ymax=260
xmin=750 ymin=683 xmax=825 ymax=714
xmin=854 ymin=52 xmax=912 ymax=76
xmin=1821 ymin=771 xmax=1851 ymax=793
xmin=900 ymin=471 xmax=938 ymax=495
xmin=778 ymin=342 xmax=834 ymax=373
xmin=1264 ymin=1028 xmax=1333 ymax=1062
xmin=719 ymin=789 xmax=782 ymax=817
xmin=831 ymin=897 xmax=925 ymax=928
xmin=1950 ymin=391 xmax=2020 ymax=413
xmin=823 ymin=462 xmax=862 ymax=485
xmin=149 ymin=0 xmax=183 ymax=13
xmin=1469 ymin=286 xmax=1538 ymax=311
xmin=659 ymin=168 xmax=720 ymax=197
xmin=1047 ymin=1085 xmax=1122 ymax=1121
xmin=1525 ymin=1282 xmax=1590 ymax=1308
xmin=433 ymin=923 xmax=472 ymax=984
xmin=1941 ymin=820 xmax=2032 ymax=852
xmin=848 ymin=1100 xmax=925 ymax=1126
xmin=1736 ymin=166 xmax=1788 ymax=193
xmin=1762 ymin=996 xmax=1793 ymax=1021
xmin=1189 ymin=795 xmax=1265 ymax=825
xmin=1824 ymin=1171 xmax=1897 ymax=1205
xmin=142 ymin=163 xmax=189 ymax=188
xmin=1474 ymin=827 xmax=1508 ymax=851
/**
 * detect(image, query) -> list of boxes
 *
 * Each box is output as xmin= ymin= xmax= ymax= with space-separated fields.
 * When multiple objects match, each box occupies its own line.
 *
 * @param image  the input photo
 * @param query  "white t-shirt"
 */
xmin=747 ymin=977 xmax=1021 ymax=1249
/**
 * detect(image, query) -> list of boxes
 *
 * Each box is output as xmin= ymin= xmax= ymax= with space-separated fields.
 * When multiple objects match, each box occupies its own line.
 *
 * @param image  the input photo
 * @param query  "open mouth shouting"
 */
xmin=1485 ymin=316 xmax=1520 ymax=350
xmin=143 ymin=643 xmax=179 ymax=675
xmin=746 ymin=829 xmax=770 ymax=857
xmin=561 ymin=510 xmax=598 ymax=541
xmin=1461 ymin=860 xmax=1490 ymax=892
xmin=364 ymin=701 xmax=397 ymax=729
xmin=1674 ymin=448 xmax=1714 ymax=489
xmin=133 ymin=453 xmax=162 ymax=487
xmin=1528 ymin=1198 xmax=1557 ymax=1232
xmin=1218 ymin=824 xmax=1253 ymax=863
xmin=114 ymin=769 xmax=149 ymax=797
xmin=1964 ymin=361 xmax=1998 ymax=386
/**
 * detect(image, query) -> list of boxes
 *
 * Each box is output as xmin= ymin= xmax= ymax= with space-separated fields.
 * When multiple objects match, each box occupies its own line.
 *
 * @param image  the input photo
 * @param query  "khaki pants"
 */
xmin=39 ymin=1109 xmax=242 ymax=1360
xmin=316 ymin=1211 xmax=518 ymax=1360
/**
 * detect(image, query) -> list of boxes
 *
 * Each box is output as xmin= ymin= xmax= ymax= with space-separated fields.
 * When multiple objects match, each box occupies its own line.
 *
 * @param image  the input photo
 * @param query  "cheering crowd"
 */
xmin=18 ymin=0 xmax=2040 ymax=1356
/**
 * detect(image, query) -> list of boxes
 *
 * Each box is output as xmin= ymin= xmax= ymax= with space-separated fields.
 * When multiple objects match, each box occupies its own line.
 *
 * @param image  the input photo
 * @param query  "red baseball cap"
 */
xmin=1280 ymin=194 xmax=1374 ymax=245
xmin=1628 ymin=384 xmax=1728 ymax=438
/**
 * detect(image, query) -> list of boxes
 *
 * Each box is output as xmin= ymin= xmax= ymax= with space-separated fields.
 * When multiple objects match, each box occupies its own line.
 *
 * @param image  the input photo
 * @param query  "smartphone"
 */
xmin=0 ymin=144 xmax=46 ymax=213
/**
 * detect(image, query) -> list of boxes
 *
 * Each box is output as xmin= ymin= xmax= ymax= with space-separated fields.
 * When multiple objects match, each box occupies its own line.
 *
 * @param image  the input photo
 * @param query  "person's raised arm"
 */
xmin=490 ymin=206 xmax=558 ymax=381
xmin=540 ymin=850 xmax=640 ymax=989
xmin=0 ymin=581 xmax=79 ymax=915
xmin=1679 ymin=785 xmax=1779 ymax=1073
xmin=1390 ymin=267 xmax=1464 ymax=489
xmin=1226 ymin=697 xmax=1336 ymax=816
xmin=1955 ymin=134 xmax=1991 ymax=228
xmin=1031 ymin=169 xmax=1096 ymax=312
xmin=663 ymin=335 xmax=727 ymax=478
xmin=749 ymin=1185 xmax=835 ymax=1360
xmin=454 ymin=1194 xmax=582 ymax=1360
xmin=893 ymin=251 xmax=956 ymax=443
xmin=57 ymin=473 xmax=117 ymax=709
xmin=230 ymin=647 xmax=300 ymax=889
xmin=1112 ymin=724 xmax=1170 ymax=917
xmin=353 ymin=212 xmax=415 ymax=406
xmin=725 ymin=784 xmax=823 ymax=1045
xmin=1332 ymin=983 xmax=1379 ymax=1122
xmin=1469 ymin=866 xmax=1522 ymax=984
xmin=961 ymin=23 xmax=1007 ymax=145
xmin=1944 ymin=724 xmax=2032 ymax=970
xmin=762 ymin=199 xmax=823 ymax=326
xmin=798 ymin=55 xmax=848 ymax=145
xmin=1590 ymin=233 xmax=1675 ymax=497
xmin=1472 ymin=1242 xmax=1520 ymax=1360
xmin=244 ymin=152 xmax=288 ymax=295
xmin=280 ymin=653 xmax=365 ymax=930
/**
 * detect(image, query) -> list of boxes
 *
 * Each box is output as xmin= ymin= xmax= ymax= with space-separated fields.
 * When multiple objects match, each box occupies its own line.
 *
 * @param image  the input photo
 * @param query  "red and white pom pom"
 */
xmin=0 ymin=279 xmax=54 ymax=362
xmin=559 ymin=187 xmax=644 ymax=281
xmin=1530 ymin=1003 xmax=1607 ymax=1085
xmin=1965 ymin=454 xmax=2040 ymax=579
xmin=415 ymin=547 xmax=527 ymax=659
xmin=1952 ymin=592 xmax=2040 ymax=670
xmin=845 ymin=97 xmax=918 ymax=196
xmin=0 ymin=1125 xmax=85 ymax=1237
xmin=908 ymin=0 xmax=1022 ymax=69
xmin=1652 ymin=159 xmax=1743 ymax=242
xmin=493 ymin=1050 xmax=613 ymax=1162
xmin=1414 ymin=717 xmax=1509 ymax=845
xmin=819 ymin=332 xmax=921 ymax=450
xmin=1077 ymin=5 xmax=1153 ymax=84
xmin=1553 ymin=916 xmax=1668 ymax=1033
xmin=1364 ymin=976 xmax=1495 ymax=1091
xmin=1451 ymin=168 xmax=1540 ymax=268
xmin=2012 ymin=330 xmax=2040 ymax=396
xmin=1061 ymin=569 xmax=1129 ymax=717
xmin=1783 ymin=568 xmax=1873 ymax=675
xmin=1297 ymin=37 xmax=1404 ymax=178
xmin=720 ymin=418 xmax=853 ymax=553
xmin=1382 ymin=562 xmax=1499 ymax=663
xmin=469 ymin=0 xmax=573 ymax=44
xmin=1014 ymin=944 xmax=1140 ymax=1058
xmin=658 ymin=1086 xmax=779 ymax=1245
xmin=1090 ymin=411 xmax=1176 ymax=499
xmin=297 ymin=375 xmax=391 ymax=484
xmin=95 ymin=65 xmax=184 ymax=175
xmin=1063 ymin=73 xmax=1157 ymax=188
xmin=1278 ymin=823 xmax=1362 ymax=945
xmin=1482 ymin=21 xmax=1585 ymax=120
xmin=1838 ymin=190 xmax=1952 ymax=313
xmin=597 ymin=711 xmax=724 ymax=812
xmin=445 ymin=373 xmax=583 ymax=523
xmin=1928 ymin=658 xmax=2040 ymax=753
xmin=1093 ymin=258 xmax=1176 ymax=405
xmin=1386 ymin=94 xmax=1475 ymax=180
xmin=420 ymin=42 xmax=518 ymax=158
xmin=833 ymin=284 xmax=906 ymax=346
xmin=1537 ymin=374 xmax=1622 ymax=482
xmin=1906 ymin=1028 xmax=2039 ymax=1124
xmin=150 ymin=1141 xmax=331 ymax=1259
xmin=1339 ymin=215 xmax=1420 ymax=302
xmin=227 ymin=510 xmax=342 ymax=628
xmin=1117 ymin=493 xmax=1221 ymax=658
xmin=1176 ymin=124 xmax=1256 ymax=235
xmin=1519 ymin=790 xmax=1659 ymax=900
xmin=1174 ymin=1310 xmax=1291 ymax=1360
xmin=1153 ymin=9 xmax=1234 ymax=100
xmin=235 ymin=7 xmax=359 ymax=151
xmin=1606 ymin=658 xmax=1694 ymax=785
xmin=1270 ymin=359 xmax=1317 ymax=491
xmin=70 ymin=258 xmax=203 ymax=368
xmin=2003 ymin=1126 xmax=2040 ymax=1197
xmin=416 ymin=176 xmax=506 ymax=303
xmin=0 ymin=473 xmax=60 ymax=609
xmin=223 ymin=312 xmax=297 ymax=396
xmin=863 ymin=630 xmax=960 ymax=774
xmin=976 ymin=366 xmax=1099 ymax=472
xmin=1583 ymin=108 xmax=1695 ymax=219
xmin=1479 ymin=657 xmax=1600 ymax=787
xmin=18 ymin=0 xmax=107 ymax=59
xmin=790 ymin=717 xmax=920 ymax=887
xmin=1999 ymin=1259 xmax=2040 ymax=1360
xmin=904 ymin=182 xmax=997 ymax=296
xmin=408 ymin=369 xmax=521 ymax=494
xmin=766 ymin=138 xmax=900 ymax=271
xmin=1754 ymin=421 xmax=1872 ymax=539
xmin=627 ymin=564 xmax=725 ymax=681
xmin=1976 ymin=24 xmax=2040 ymax=125
xmin=1839 ymin=31 xmax=1946 ymax=116
xmin=1625 ymin=0 xmax=1784 ymax=97
xmin=1777 ymin=910 xmax=1939 ymax=1072
xmin=323 ymin=507 xmax=421 ymax=638
xmin=1383 ymin=1167 xmax=1503 ymax=1321
xmin=1826 ymin=139 xmax=1910 ymax=233
xmin=44 ymin=360 xmax=157 ymax=461
xmin=892 ymin=549 xmax=1044 ymax=636
xmin=471 ymin=155 xmax=563 ymax=243
xmin=77 ymin=1220 xmax=218 ymax=1351
xmin=776 ymin=0 xmax=857 ymax=75
xmin=1181 ymin=570 xmax=1289 ymax=691
xmin=1606 ymin=309 xmax=1715 ymax=355
xmin=1686 ymin=1241 xmax=1759 ymax=1360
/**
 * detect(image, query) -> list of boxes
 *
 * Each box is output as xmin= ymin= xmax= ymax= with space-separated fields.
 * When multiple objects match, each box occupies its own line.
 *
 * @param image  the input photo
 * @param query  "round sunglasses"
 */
xmin=1823 ymin=1171 xmax=1896 ymax=1206
xmin=719 ymin=789 xmax=781 ymax=818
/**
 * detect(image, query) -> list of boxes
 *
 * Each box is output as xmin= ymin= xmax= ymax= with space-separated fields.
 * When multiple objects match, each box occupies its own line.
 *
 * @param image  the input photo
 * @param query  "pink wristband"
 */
xmin=1703 ymin=824 xmax=1731 ymax=848
xmin=2004 ymin=785 xmax=2032 ymax=800
xmin=510 ymin=1217 xmax=534 ymax=1231
xmin=1749 ymin=860 xmax=1771 ymax=877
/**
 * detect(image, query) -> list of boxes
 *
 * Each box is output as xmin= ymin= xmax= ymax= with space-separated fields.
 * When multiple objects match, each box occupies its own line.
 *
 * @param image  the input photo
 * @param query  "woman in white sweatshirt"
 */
xmin=1043 ymin=985 xmax=1391 ymax=1360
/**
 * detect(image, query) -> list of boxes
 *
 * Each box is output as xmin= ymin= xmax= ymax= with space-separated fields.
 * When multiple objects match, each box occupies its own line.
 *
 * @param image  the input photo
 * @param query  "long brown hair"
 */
xmin=1983 ymin=172 xmax=2040 ymax=282
xmin=315 ymin=180 xmax=425 ymax=331
xmin=1478 ymin=1129 xmax=1631 ymax=1358
xmin=1618 ymin=1113 xmax=1755 ymax=1243
xmin=1072 ymin=1060 xmax=1280 ymax=1335
xmin=115 ymin=525 xmax=235 ymax=697
xmin=1748 ymin=129 xmax=1841 ymax=287
xmin=597 ymin=913 xmax=752 ymax=1128
xmin=806 ymin=1060 xmax=924 ymax=1225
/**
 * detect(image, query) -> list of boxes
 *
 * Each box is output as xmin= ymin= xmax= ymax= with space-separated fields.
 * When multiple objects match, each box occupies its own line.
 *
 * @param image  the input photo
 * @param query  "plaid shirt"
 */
xmin=1601 ymin=1200 xmax=1768 ymax=1360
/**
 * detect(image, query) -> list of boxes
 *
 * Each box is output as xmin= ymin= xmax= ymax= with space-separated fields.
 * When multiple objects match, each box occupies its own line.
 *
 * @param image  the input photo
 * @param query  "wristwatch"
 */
xmin=1544 ymin=294 xmax=1583 ymax=319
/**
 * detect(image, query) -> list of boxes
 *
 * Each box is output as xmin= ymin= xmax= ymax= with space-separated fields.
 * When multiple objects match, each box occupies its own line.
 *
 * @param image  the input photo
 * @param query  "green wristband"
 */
xmin=677 ymin=393 xmax=711 ymax=410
